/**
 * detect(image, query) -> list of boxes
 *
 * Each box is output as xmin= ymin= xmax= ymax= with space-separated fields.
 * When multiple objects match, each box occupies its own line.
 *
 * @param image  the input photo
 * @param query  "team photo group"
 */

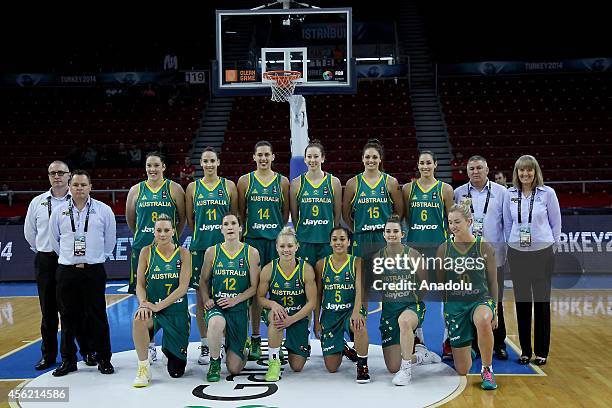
xmin=27 ymin=137 xmax=561 ymax=393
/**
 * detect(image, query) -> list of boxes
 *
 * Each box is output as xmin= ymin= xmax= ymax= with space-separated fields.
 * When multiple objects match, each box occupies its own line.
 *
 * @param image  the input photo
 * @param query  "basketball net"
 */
xmin=263 ymin=70 xmax=301 ymax=102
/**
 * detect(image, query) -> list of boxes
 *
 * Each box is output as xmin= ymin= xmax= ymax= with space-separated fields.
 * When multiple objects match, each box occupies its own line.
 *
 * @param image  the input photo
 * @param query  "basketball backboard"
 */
xmin=214 ymin=7 xmax=355 ymax=96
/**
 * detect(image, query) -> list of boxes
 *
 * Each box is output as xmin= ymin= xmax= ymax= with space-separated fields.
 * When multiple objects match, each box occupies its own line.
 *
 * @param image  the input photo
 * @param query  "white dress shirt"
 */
xmin=49 ymin=196 xmax=117 ymax=265
xmin=24 ymin=189 xmax=71 ymax=253
xmin=455 ymin=180 xmax=508 ymax=267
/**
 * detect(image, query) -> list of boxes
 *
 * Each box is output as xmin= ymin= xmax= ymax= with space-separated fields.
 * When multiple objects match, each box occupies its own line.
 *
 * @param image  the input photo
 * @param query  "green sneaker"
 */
xmin=265 ymin=358 xmax=281 ymax=382
xmin=207 ymin=358 xmax=221 ymax=382
xmin=481 ymin=367 xmax=497 ymax=390
xmin=248 ymin=336 xmax=262 ymax=361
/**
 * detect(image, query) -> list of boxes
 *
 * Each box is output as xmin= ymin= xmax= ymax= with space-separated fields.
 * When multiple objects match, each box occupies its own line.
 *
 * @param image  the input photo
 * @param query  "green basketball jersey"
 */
xmin=210 ymin=243 xmax=251 ymax=312
xmin=244 ymin=172 xmax=284 ymax=240
xmin=377 ymin=245 xmax=420 ymax=314
xmin=268 ymin=258 xmax=307 ymax=316
xmin=145 ymin=245 xmax=188 ymax=315
xmin=321 ymin=255 xmax=356 ymax=312
xmin=406 ymin=180 xmax=447 ymax=245
xmin=296 ymin=173 xmax=334 ymax=244
xmin=351 ymin=172 xmax=394 ymax=235
xmin=192 ymin=177 xmax=231 ymax=250
xmin=133 ymin=180 xmax=179 ymax=250
xmin=444 ymin=236 xmax=489 ymax=303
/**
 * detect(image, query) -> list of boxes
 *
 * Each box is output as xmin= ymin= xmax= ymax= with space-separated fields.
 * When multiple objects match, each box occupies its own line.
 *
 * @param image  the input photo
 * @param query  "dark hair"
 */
xmin=200 ymin=146 xmax=219 ymax=159
xmin=254 ymin=140 xmax=273 ymax=153
xmin=70 ymin=169 xmax=91 ymax=183
xmin=362 ymin=138 xmax=384 ymax=160
xmin=329 ymin=226 xmax=352 ymax=244
xmin=304 ymin=139 xmax=325 ymax=157
xmin=384 ymin=214 xmax=403 ymax=229
xmin=146 ymin=151 xmax=166 ymax=164
xmin=154 ymin=213 xmax=174 ymax=226
xmin=222 ymin=210 xmax=243 ymax=227
xmin=418 ymin=150 xmax=437 ymax=162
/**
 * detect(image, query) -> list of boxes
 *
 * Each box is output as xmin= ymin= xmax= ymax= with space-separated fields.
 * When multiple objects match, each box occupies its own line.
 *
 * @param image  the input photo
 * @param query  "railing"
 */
xmin=546 ymin=180 xmax=612 ymax=194
xmin=7 ymin=189 xmax=130 ymax=206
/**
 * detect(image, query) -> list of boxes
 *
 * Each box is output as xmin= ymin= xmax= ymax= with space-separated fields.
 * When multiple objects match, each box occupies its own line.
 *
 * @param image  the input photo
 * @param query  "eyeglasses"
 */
xmin=48 ymin=171 xmax=69 ymax=177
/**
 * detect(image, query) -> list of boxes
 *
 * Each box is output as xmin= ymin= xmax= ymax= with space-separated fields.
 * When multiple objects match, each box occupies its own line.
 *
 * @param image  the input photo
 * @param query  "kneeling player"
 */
xmin=436 ymin=199 xmax=498 ymax=390
xmin=257 ymin=226 xmax=317 ymax=381
xmin=132 ymin=214 xmax=191 ymax=387
xmin=377 ymin=215 xmax=437 ymax=385
xmin=200 ymin=212 xmax=261 ymax=382
xmin=314 ymin=227 xmax=371 ymax=383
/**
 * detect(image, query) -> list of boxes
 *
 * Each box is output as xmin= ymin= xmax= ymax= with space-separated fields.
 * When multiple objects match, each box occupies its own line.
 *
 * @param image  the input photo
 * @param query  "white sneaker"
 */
xmin=133 ymin=364 xmax=152 ymax=388
xmin=198 ymin=345 xmax=210 ymax=365
xmin=220 ymin=345 xmax=226 ymax=362
xmin=148 ymin=345 xmax=157 ymax=363
xmin=415 ymin=344 xmax=442 ymax=365
xmin=392 ymin=367 xmax=412 ymax=386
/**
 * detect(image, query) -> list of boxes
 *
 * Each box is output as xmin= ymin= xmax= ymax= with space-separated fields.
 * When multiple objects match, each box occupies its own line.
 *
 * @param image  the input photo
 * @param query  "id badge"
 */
xmin=74 ymin=235 xmax=86 ymax=256
xmin=519 ymin=226 xmax=531 ymax=248
xmin=473 ymin=217 xmax=484 ymax=237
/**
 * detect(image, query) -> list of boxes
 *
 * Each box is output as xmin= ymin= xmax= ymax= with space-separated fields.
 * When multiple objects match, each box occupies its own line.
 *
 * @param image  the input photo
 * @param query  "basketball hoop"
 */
xmin=263 ymin=70 xmax=301 ymax=102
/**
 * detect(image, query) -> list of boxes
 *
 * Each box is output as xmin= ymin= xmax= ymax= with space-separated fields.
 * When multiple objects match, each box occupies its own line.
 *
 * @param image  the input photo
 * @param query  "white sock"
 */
xmin=401 ymin=359 xmax=411 ymax=370
xmin=201 ymin=337 xmax=208 ymax=347
xmin=269 ymin=347 xmax=280 ymax=360
xmin=138 ymin=359 xmax=149 ymax=367
xmin=221 ymin=337 xmax=226 ymax=349
xmin=443 ymin=327 xmax=448 ymax=341
xmin=416 ymin=327 xmax=425 ymax=343
xmin=482 ymin=365 xmax=493 ymax=373
xmin=252 ymin=334 xmax=261 ymax=339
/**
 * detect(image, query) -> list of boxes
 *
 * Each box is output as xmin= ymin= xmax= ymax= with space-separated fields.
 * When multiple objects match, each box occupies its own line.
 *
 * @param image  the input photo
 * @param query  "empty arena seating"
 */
xmin=0 ymin=86 xmax=206 ymax=214
xmin=440 ymin=73 xmax=612 ymax=206
xmin=222 ymin=78 xmax=417 ymax=183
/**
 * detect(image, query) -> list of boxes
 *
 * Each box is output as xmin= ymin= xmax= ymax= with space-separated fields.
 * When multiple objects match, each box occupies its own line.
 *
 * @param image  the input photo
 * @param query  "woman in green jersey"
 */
xmin=186 ymin=147 xmax=238 ymax=365
xmin=376 ymin=215 xmax=432 ymax=386
xmin=343 ymin=139 xmax=403 ymax=259
xmin=314 ymin=226 xmax=371 ymax=383
xmin=256 ymin=226 xmax=317 ymax=381
xmin=402 ymin=150 xmax=454 ymax=355
xmin=126 ymin=152 xmax=186 ymax=295
xmin=132 ymin=214 xmax=191 ymax=387
xmin=126 ymin=151 xmax=186 ymax=362
xmin=237 ymin=141 xmax=290 ymax=361
xmin=435 ymin=199 xmax=499 ymax=390
xmin=199 ymin=212 xmax=261 ymax=382
xmin=290 ymin=140 xmax=342 ymax=265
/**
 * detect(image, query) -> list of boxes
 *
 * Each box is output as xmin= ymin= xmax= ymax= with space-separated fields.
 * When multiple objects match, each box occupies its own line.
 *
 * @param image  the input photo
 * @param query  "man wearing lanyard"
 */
xmin=49 ymin=170 xmax=117 ymax=376
xmin=454 ymin=156 xmax=509 ymax=360
xmin=24 ymin=161 xmax=95 ymax=370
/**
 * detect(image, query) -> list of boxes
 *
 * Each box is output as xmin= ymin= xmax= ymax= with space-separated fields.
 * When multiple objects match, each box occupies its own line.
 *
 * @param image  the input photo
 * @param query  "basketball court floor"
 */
xmin=2 ymin=278 xmax=610 ymax=407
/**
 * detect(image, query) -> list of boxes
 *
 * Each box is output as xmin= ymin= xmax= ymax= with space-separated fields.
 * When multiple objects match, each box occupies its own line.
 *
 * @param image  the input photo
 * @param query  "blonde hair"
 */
xmin=512 ymin=155 xmax=544 ymax=189
xmin=276 ymin=225 xmax=298 ymax=245
xmin=449 ymin=198 xmax=473 ymax=221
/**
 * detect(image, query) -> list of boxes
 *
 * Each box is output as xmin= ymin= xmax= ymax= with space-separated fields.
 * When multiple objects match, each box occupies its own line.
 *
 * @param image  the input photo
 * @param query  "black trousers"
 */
xmin=508 ymin=246 xmax=554 ymax=358
xmin=56 ymin=264 xmax=112 ymax=362
xmin=34 ymin=252 xmax=60 ymax=360
xmin=494 ymin=265 xmax=507 ymax=350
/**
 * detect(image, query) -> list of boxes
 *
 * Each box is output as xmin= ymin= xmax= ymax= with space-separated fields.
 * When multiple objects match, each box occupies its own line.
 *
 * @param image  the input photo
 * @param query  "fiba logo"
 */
xmin=322 ymin=70 xmax=334 ymax=81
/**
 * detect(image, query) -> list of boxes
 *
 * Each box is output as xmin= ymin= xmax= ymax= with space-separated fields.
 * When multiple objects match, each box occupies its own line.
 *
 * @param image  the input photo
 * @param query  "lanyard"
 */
xmin=46 ymin=193 xmax=71 ymax=218
xmin=69 ymin=201 xmax=91 ymax=233
xmin=467 ymin=181 xmax=491 ymax=216
xmin=517 ymin=190 xmax=536 ymax=224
